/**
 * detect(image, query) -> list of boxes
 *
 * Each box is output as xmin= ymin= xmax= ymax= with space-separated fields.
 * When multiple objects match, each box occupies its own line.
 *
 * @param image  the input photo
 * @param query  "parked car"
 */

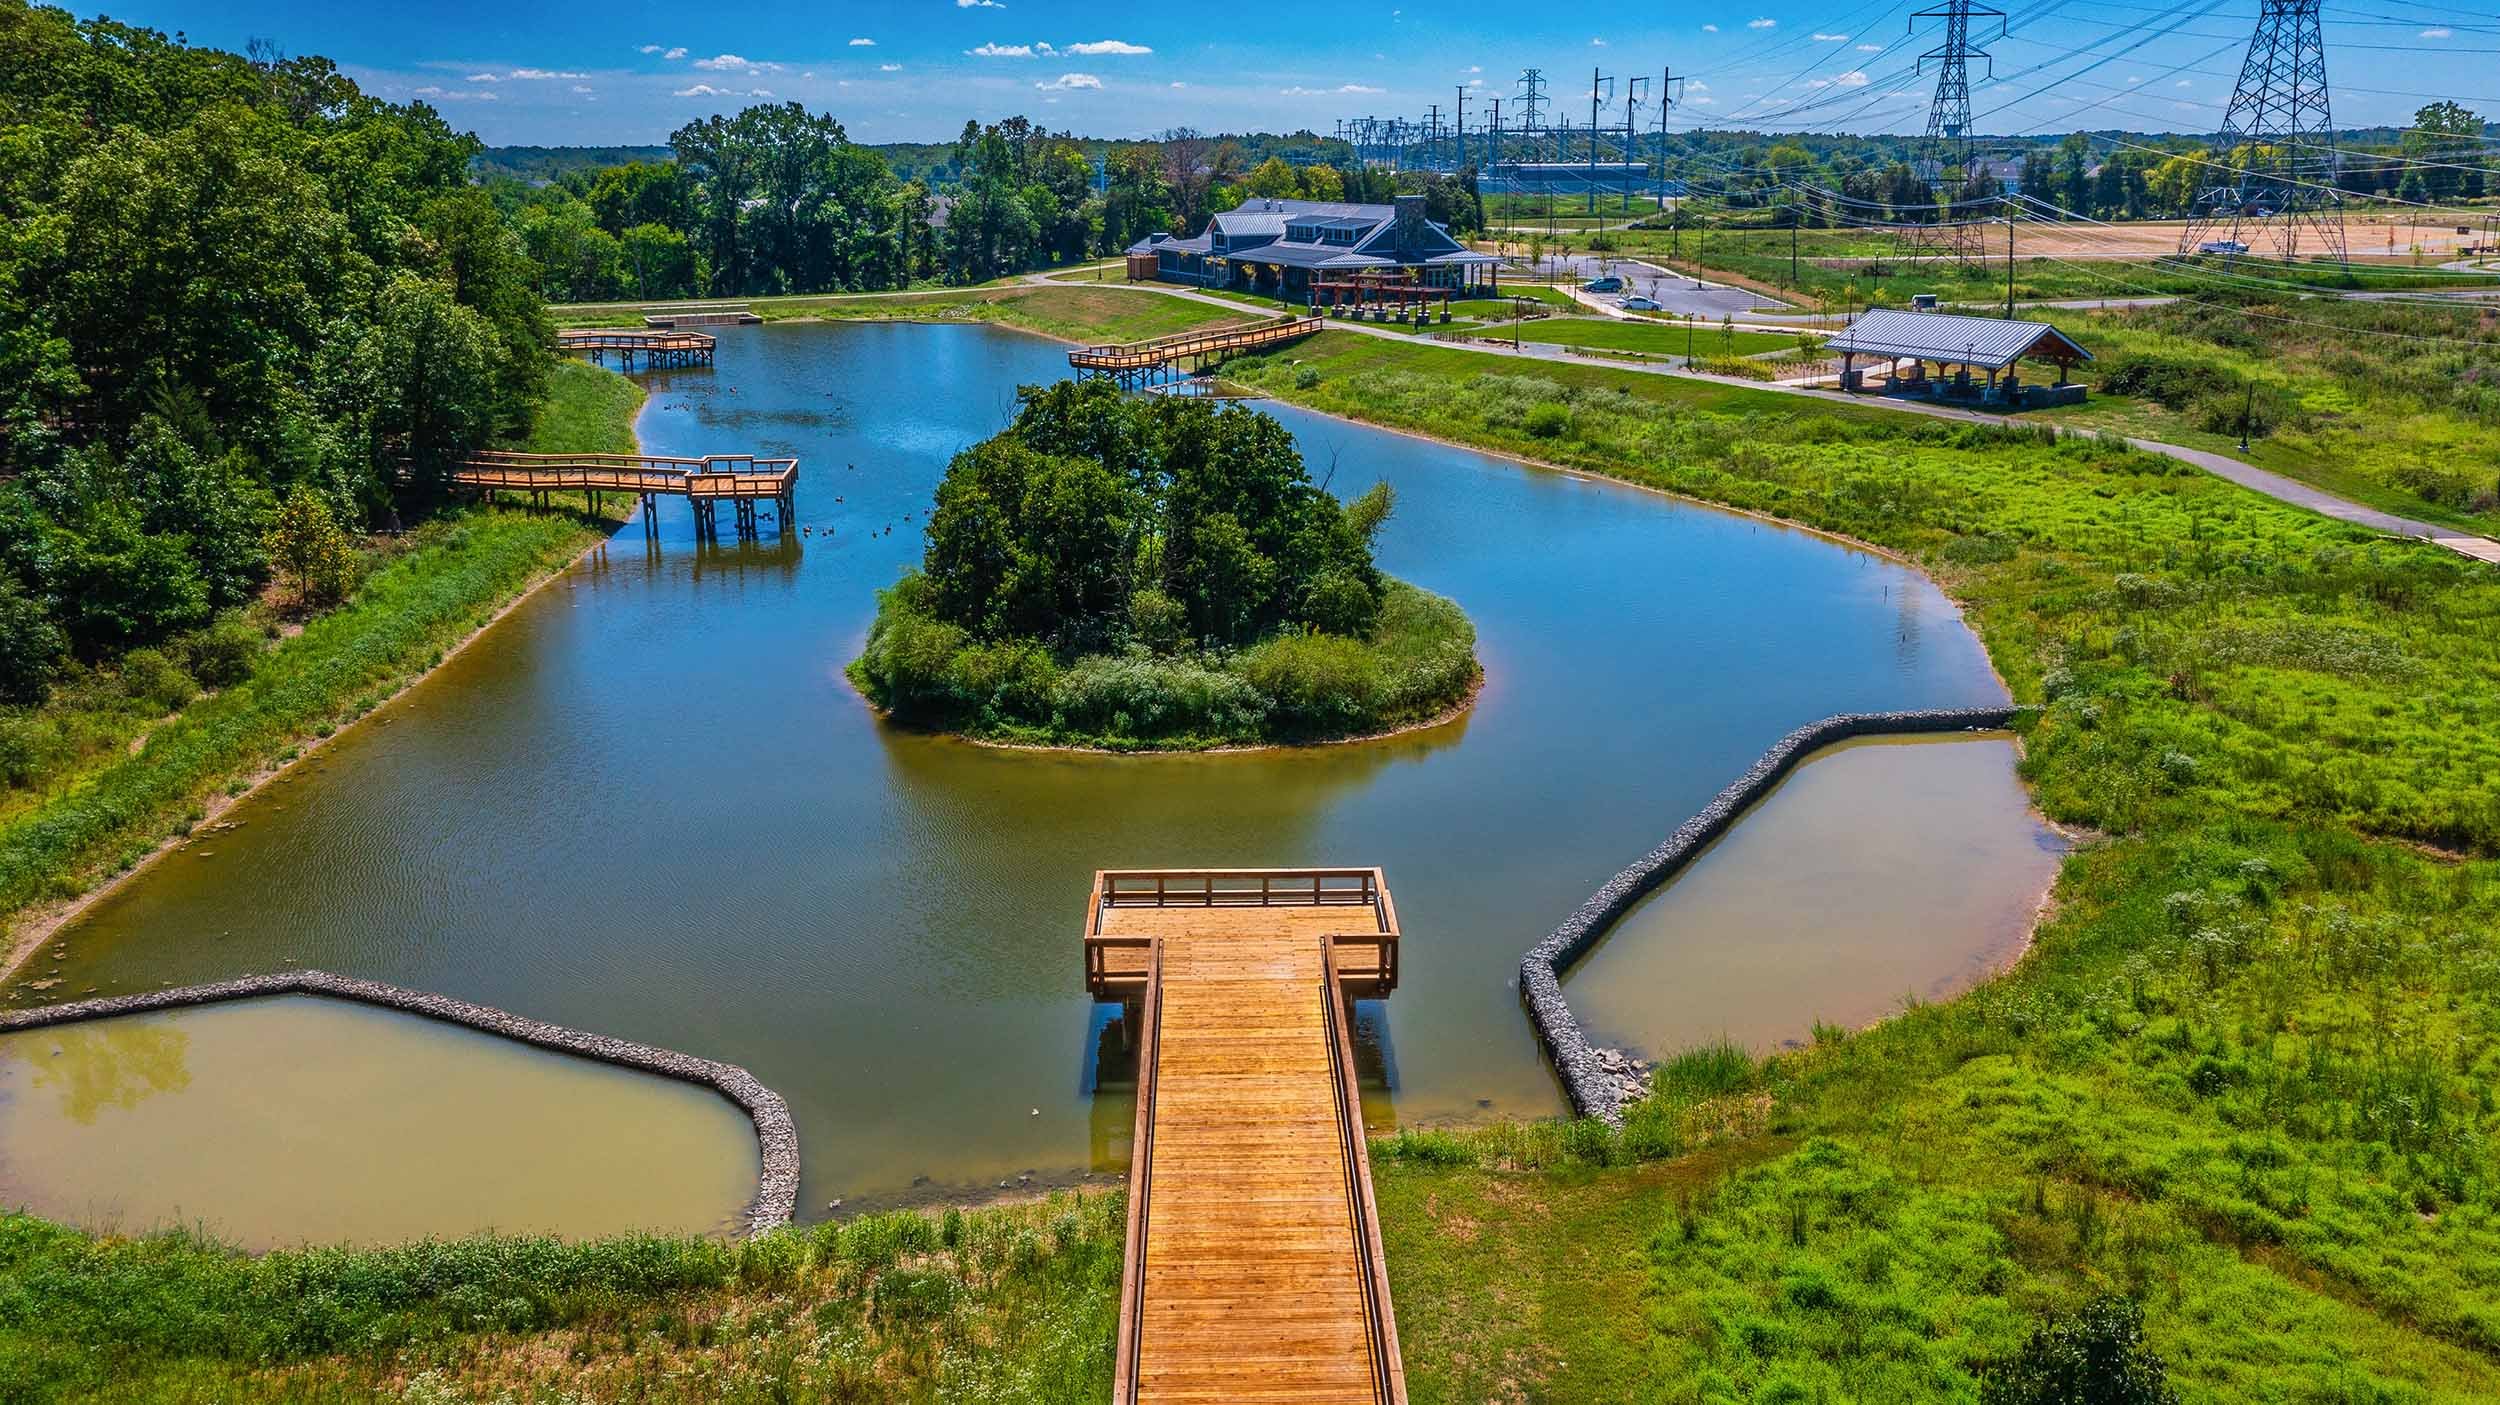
xmin=2198 ymin=239 xmax=2249 ymax=255
xmin=1617 ymin=295 xmax=1662 ymax=311
xmin=1581 ymin=276 xmax=1624 ymax=292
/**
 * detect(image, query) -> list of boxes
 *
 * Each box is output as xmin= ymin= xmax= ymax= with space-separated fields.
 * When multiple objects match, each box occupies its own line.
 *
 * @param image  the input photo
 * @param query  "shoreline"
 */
xmin=1 ymin=514 xmax=628 ymax=989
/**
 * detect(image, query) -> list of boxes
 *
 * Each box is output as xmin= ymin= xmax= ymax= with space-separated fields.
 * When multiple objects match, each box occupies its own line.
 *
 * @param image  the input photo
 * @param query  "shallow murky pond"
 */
xmin=1562 ymin=734 xmax=2067 ymax=1058
xmin=0 ymin=995 xmax=758 ymax=1247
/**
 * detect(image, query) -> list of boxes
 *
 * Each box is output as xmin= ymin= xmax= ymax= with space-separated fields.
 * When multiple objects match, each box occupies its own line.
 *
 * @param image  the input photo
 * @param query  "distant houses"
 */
xmin=1126 ymin=195 xmax=1501 ymax=303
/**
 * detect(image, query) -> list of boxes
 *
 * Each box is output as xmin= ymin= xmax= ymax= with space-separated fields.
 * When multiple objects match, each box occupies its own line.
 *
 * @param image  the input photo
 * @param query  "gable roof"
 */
xmin=1822 ymin=309 xmax=2093 ymax=370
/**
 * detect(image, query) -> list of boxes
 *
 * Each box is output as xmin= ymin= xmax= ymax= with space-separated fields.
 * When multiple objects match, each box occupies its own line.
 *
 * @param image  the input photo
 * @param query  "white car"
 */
xmin=1617 ymin=295 xmax=1663 ymax=311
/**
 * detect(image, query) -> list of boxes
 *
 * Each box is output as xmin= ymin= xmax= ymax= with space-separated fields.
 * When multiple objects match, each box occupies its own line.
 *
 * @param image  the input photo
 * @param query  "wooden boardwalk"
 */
xmin=1068 ymin=315 xmax=1324 ymax=386
xmin=1085 ymin=869 xmax=1406 ymax=1405
xmin=449 ymin=451 xmax=797 ymax=540
xmin=555 ymin=328 xmax=716 ymax=368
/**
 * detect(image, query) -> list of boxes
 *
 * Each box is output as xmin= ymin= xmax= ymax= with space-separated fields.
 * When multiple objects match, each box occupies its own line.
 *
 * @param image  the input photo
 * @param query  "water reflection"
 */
xmin=6 ymin=1023 xmax=192 ymax=1124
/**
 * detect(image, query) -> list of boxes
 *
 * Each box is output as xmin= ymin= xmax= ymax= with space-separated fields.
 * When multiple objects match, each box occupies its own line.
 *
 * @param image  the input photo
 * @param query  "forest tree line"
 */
xmin=501 ymin=115 xmax=1486 ymax=304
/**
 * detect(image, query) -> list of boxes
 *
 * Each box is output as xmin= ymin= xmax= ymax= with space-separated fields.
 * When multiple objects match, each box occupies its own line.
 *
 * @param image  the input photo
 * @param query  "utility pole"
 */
xmin=2179 ymin=0 xmax=2345 ymax=263
xmin=1791 ymin=200 xmax=1800 ymax=287
xmin=1588 ymin=67 xmax=1614 ymax=215
xmin=1622 ymin=76 xmax=1649 ymax=215
xmin=1425 ymin=104 xmax=1443 ymax=172
xmin=2004 ymin=216 xmax=2015 ymax=318
xmin=1455 ymin=86 xmax=1469 ymax=174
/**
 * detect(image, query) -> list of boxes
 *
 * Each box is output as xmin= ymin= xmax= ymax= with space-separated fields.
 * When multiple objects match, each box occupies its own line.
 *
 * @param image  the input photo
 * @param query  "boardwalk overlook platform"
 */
xmin=1084 ymin=868 xmax=1407 ymax=1404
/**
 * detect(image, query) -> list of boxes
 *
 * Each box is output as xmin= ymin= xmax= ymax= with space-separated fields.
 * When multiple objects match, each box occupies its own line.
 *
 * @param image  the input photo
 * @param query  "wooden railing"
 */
xmin=553 ymin=328 xmax=717 ymax=354
xmin=1322 ymin=937 xmax=1409 ymax=1405
xmin=1085 ymin=867 xmax=1400 ymax=995
xmin=1068 ymin=314 xmax=1323 ymax=372
xmin=1111 ymin=938 xmax=1165 ymax=1405
xmin=448 ymin=451 xmax=797 ymax=499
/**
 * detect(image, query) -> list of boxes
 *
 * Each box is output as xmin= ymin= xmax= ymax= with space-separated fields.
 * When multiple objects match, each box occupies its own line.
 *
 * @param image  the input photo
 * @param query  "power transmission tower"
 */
xmin=1588 ymin=68 xmax=1614 ymax=213
xmin=1910 ymin=0 xmax=2004 ymax=274
xmin=2178 ymin=0 xmax=2345 ymax=263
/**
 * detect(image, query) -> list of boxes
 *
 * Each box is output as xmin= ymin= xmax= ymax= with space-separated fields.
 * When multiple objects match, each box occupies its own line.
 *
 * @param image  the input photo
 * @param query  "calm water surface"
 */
xmin=37 ymin=322 xmax=2016 ymax=1215
xmin=0 ymin=995 xmax=756 ymax=1246
xmin=1563 ymin=734 xmax=2067 ymax=1058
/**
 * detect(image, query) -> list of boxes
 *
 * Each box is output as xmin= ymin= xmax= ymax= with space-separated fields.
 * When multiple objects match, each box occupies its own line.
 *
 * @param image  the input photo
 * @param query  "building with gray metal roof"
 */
xmin=1125 ymin=195 xmax=1500 ymax=303
xmin=1824 ymin=308 xmax=2094 ymax=409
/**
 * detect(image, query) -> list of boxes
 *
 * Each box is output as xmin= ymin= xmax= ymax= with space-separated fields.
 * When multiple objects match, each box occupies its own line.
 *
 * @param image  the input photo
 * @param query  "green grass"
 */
xmin=2030 ymin=299 xmax=2500 ymax=536
xmin=0 ymin=1195 xmax=1123 ymax=1403
xmin=1463 ymin=317 xmax=1805 ymax=359
xmin=553 ymin=284 xmax=1250 ymax=347
xmin=1616 ymin=224 xmax=2500 ymax=311
xmin=0 ymin=367 xmax=640 ymax=953
xmin=1218 ymin=328 xmax=2500 ymax=1399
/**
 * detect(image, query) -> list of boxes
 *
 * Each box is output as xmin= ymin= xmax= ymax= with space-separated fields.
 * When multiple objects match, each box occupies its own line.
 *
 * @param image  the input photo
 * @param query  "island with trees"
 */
xmin=851 ymin=381 xmax=1479 ymax=749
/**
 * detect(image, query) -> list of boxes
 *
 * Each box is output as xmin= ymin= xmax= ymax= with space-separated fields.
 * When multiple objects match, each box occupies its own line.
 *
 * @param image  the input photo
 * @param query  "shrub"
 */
xmin=1980 ymin=1295 xmax=2180 ymax=1405
xmin=181 ymin=612 xmax=267 ymax=689
xmin=0 ymin=716 xmax=39 ymax=788
xmin=1292 ymin=364 xmax=1322 ymax=390
xmin=0 ymin=580 xmax=66 ymax=705
xmin=2099 ymin=351 xmax=2237 ymax=409
xmin=1234 ymin=632 xmax=1380 ymax=736
xmin=1524 ymin=402 xmax=1571 ymax=438
xmin=118 ymin=648 xmax=199 ymax=714
xmin=1128 ymin=586 xmax=1187 ymax=652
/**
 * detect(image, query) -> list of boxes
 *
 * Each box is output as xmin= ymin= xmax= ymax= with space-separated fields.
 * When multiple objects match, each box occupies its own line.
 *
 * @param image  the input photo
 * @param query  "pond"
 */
xmin=1561 ymin=733 xmax=2068 ymax=1058
xmin=33 ymin=320 xmax=2025 ymax=1217
xmin=0 ymin=995 xmax=758 ymax=1248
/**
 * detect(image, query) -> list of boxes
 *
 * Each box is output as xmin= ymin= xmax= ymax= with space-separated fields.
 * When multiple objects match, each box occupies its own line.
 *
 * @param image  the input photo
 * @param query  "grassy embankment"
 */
xmin=549 ymin=283 xmax=1248 ymax=346
xmin=0 ymin=361 xmax=639 ymax=980
xmin=2035 ymin=298 xmax=2500 ymax=536
xmin=1210 ymin=330 xmax=2500 ymax=1401
xmin=0 ymin=1194 xmax=1124 ymax=1403
xmin=850 ymin=576 xmax=1479 ymax=750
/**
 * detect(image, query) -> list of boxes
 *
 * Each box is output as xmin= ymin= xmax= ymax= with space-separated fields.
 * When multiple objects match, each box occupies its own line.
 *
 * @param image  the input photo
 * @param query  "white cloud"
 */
xmin=1855 ymin=42 xmax=1882 ymax=51
xmin=1834 ymin=70 xmax=1869 ymax=87
xmin=881 ymin=62 xmax=903 ymax=72
xmin=571 ymin=84 xmax=593 ymax=94
xmin=958 ymin=0 xmax=1005 ymax=7
xmin=464 ymin=72 xmax=499 ymax=83
xmin=1063 ymin=39 xmax=1151 ymax=55
xmin=673 ymin=83 xmax=739 ymax=97
xmin=968 ymin=42 xmax=1034 ymax=56
xmin=1590 ymin=36 xmax=1608 ymax=46
xmin=413 ymin=85 xmax=497 ymax=102
xmin=2126 ymin=74 xmax=2143 ymax=84
xmin=1748 ymin=17 xmax=1776 ymax=28
xmin=1702 ymin=23 xmax=1719 ymax=31
xmin=848 ymin=37 xmax=876 ymax=46
xmin=2421 ymin=26 xmax=2452 ymax=37
xmin=1034 ymin=72 xmax=1101 ymax=90
xmin=663 ymin=47 xmax=687 ymax=60
xmin=693 ymin=53 xmax=753 ymax=70
xmin=1280 ymin=83 xmax=1384 ymax=96
xmin=1811 ymin=32 xmax=1849 ymax=41
xmin=1690 ymin=95 xmax=1716 ymax=106
xmin=1465 ymin=65 xmax=1481 ymax=74
xmin=2175 ymin=78 xmax=2192 ymax=87
xmin=1170 ymin=80 xmax=1187 ymax=88
xmin=637 ymin=44 xmax=663 ymax=54
xmin=506 ymin=68 xmax=586 ymax=80
xmin=1467 ymin=77 xmax=1483 ymax=87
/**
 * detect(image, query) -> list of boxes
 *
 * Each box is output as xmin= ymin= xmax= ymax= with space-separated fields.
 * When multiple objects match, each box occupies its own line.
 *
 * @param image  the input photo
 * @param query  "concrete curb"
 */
xmin=0 ymin=971 xmax=799 ymax=1234
xmin=1520 ymin=706 xmax=2027 ymax=1123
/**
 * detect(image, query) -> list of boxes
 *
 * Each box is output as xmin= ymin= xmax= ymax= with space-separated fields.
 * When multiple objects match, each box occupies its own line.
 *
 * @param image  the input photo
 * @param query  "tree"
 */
xmin=263 ymin=484 xmax=355 ymax=608
xmin=2404 ymin=101 xmax=2486 ymax=203
xmin=0 ymin=576 xmax=67 ymax=704
xmin=1981 ymin=1296 xmax=2179 ymax=1405
xmin=1244 ymin=156 xmax=1301 ymax=199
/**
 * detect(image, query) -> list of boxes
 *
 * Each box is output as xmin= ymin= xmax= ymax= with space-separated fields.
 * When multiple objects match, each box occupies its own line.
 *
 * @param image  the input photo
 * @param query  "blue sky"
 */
xmin=98 ymin=1 xmax=2500 ymax=146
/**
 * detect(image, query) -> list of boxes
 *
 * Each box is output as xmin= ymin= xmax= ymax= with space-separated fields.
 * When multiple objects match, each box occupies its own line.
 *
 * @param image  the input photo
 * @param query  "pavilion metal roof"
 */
xmin=1822 ymin=309 xmax=2094 ymax=370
